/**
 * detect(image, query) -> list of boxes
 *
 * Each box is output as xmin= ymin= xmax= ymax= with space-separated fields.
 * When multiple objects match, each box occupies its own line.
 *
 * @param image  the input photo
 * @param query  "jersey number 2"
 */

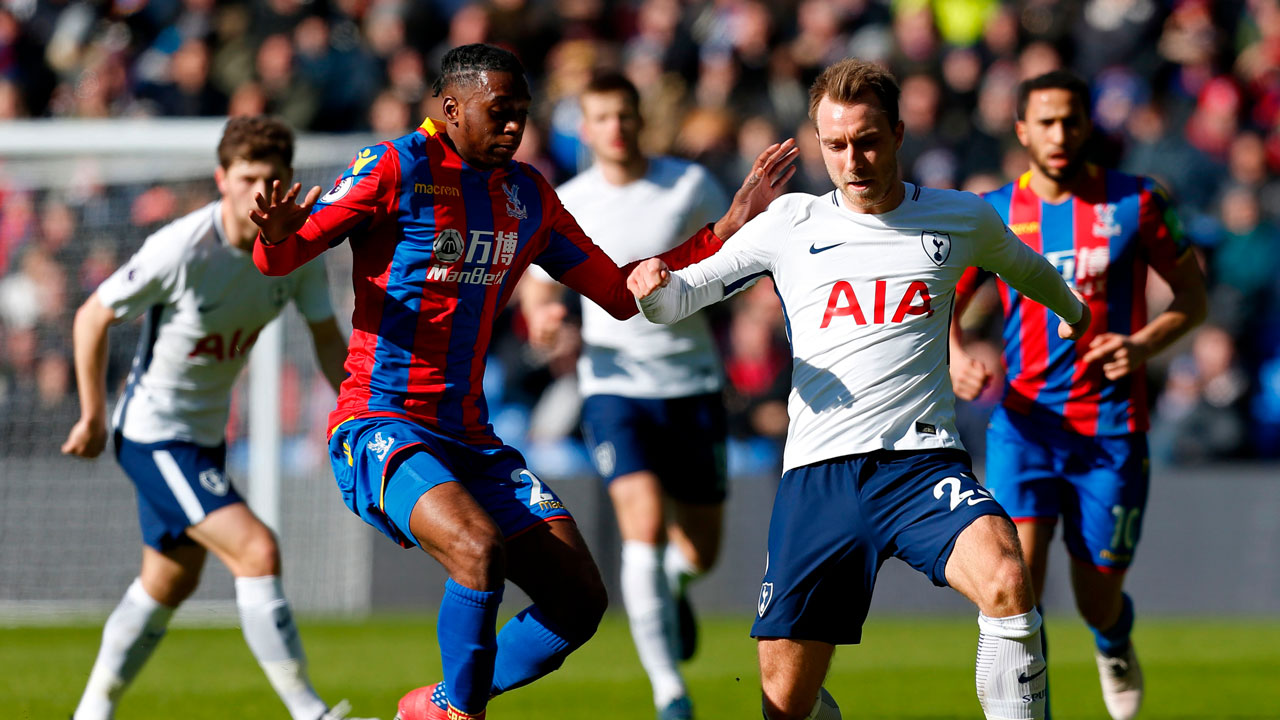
xmin=933 ymin=477 xmax=993 ymax=512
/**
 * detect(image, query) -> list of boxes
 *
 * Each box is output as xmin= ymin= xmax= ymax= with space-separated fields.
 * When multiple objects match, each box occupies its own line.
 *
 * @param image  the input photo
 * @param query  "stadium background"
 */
xmin=1 ymin=0 xmax=1279 ymax=715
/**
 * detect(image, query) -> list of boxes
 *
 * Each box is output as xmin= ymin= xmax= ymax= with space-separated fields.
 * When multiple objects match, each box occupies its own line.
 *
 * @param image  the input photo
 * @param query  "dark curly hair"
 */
xmin=432 ymin=43 xmax=527 ymax=97
xmin=216 ymin=115 xmax=294 ymax=169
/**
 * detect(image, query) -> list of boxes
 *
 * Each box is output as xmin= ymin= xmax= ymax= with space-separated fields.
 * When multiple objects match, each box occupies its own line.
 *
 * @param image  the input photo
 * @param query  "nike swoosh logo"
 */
xmin=809 ymin=242 xmax=841 ymax=254
xmin=1018 ymin=666 xmax=1047 ymax=684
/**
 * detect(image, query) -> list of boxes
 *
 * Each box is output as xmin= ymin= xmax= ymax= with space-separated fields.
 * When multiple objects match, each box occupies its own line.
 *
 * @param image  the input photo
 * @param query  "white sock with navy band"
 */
xmin=621 ymin=541 xmax=686 ymax=708
xmin=235 ymin=575 xmax=328 ymax=720
xmin=74 ymin=578 xmax=174 ymax=720
xmin=976 ymin=608 xmax=1047 ymax=720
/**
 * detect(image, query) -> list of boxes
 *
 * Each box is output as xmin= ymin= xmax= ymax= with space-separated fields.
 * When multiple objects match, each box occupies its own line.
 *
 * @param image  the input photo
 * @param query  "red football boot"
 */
xmin=395 ymin=683 xmax=486 ymax=720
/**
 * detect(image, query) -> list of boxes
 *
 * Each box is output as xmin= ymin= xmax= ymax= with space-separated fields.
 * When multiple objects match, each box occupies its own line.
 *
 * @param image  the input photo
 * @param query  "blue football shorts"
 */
xmin=580 ymin=392 xmax=728 ymax=505
xmin=985 ymin=405 xmax=1150 ymax=572
xmin=115 ymin=434 xmax=244 ymax=551
xmin=750 ymin=449 xmax=1006 ymax=645
xmin=328 ymin=416 xmax=573 ymax=548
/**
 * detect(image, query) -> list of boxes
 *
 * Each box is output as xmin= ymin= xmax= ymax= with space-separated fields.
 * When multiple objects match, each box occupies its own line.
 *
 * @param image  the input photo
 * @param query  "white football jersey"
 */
xmin=97 ymin=201 xmax=334 ymax=446
xmin=553 ymin=157 xmax=728 ymax=399
xmin=640 ymin=185 xmax=1082 ymax=472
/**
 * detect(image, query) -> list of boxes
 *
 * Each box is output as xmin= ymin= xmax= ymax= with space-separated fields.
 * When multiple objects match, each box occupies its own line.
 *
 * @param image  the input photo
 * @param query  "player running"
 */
xmin=630 ymin=58 xmax=1090 ymax=720
xmin=950 ymin=70 xmax=1207 ymax=720
xmin=62 ymin=116 xmax=368 ymax=720
xmin=520 ymin=72 xmax=731 ymax=720
xmin=248 ymin=44 xmax=795 ymax=720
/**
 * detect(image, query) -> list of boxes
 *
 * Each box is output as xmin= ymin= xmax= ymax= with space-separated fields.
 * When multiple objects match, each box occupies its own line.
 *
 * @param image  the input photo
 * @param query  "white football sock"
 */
xmin=975 ymin=608 xmax=1046 ymax=720
xmin=74 ymin=578 xmax=174 ymax=720
xmin=235 ymin=575 xmax=327 ymax=720
xmin=663 ymin=542 xmax=701 ymax=598
xmin=621 ymin=541 xmax=686 ymax=708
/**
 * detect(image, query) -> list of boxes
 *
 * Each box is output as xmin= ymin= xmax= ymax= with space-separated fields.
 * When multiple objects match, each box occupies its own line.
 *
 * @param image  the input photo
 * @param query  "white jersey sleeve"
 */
xmin=290 ymin=257 xmax=335 ymax=322
xmin=96 ymin=225 xmax=188 ymax=321
xmin=971 ymin=204 xmax=1083 ymax=323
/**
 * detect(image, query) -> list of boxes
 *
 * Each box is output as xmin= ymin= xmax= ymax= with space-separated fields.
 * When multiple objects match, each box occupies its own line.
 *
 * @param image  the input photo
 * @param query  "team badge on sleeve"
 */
xmin=922 ymin=231 xmax=952 ymax=266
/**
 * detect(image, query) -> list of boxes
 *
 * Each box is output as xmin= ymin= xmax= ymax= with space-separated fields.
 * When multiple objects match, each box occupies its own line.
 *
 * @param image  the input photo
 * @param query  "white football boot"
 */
xmin=320 ymin=699 xmax=380 ymax=720
xmin=1095 ymin=643 xmax=1143 ymax=720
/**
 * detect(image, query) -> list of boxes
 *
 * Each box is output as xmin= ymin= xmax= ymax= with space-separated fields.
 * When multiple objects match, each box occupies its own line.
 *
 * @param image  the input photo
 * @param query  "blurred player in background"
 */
xmin=62 ymin=116 xmax=365 ymax=720
xmin=630 ymin=58 xmax=1090 ymax=720
xmin=249 ymin=44 xmax=795 ymax=720
xmin=951 ymin=70 xmax=1207 ymax=720
xmin=521 ymin=72 xmax=731 ymax=720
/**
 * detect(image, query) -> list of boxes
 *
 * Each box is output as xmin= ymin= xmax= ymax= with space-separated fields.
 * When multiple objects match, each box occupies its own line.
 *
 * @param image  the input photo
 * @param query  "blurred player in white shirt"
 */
xmin=62 ymin=116 xmax=368 ymax=720
xmin=521 ymin=73 xmax=734 ymax=720
xmin=629 ymin=60 xmax=1090 ymax=720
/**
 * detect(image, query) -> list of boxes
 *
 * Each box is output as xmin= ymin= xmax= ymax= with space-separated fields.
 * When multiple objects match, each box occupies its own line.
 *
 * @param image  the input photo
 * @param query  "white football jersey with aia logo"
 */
xmin=640 ymin=185 xmax=1082 ymax=472
xmin=97 ymin=201 xmax=334 ymax=446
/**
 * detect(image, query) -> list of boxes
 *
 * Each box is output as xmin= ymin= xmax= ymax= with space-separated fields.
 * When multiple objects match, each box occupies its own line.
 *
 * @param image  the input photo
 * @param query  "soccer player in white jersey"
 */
xmin=521 ymin=72 xmax=734 ymax=720
xmin=61 ymin=116 xmax=368 ymax=720
xmin=628 ymin=59 xmax=1091 ymax=720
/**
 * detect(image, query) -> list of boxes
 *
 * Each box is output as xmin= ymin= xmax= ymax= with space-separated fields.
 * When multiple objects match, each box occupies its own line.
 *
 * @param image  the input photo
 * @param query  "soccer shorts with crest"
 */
xmin=329 ymin=416 xmax=573 ymax=548
xmin=114 ymin=433 xmax=243 ymax=551
xmin=750 ymin=449 xmax=1007 ymax=645
xmin=985 ymin=405 xmax=1150 ymax=572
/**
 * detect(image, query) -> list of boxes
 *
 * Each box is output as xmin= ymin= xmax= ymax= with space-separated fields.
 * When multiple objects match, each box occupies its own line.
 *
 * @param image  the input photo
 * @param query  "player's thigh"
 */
xmin=504 ymin=518 xmax=607 ymax=638
xmin=751 ymin=458 xmax=879 ymax=646
xmin=406 ymin=477 xmax=506 ymax=591
xmin=607 ymin=470 xmax=666 ymax=544
xmin=945 ymin=514 xmax=1034 ymax=616
xmin=667 ymin=498 xmax=724 ymax=572
xmin=758 ymin=638 xmax=835 ymax=719
xmin=139 ymin=543 xmax=207 ymax=606
xmin=1060 ymin=433 xmax=1150 ymax=573
xmin=984 ymin=407 xmax=1065 ymax=523
xmin=186 ymin=501 xmax=280 ymax=578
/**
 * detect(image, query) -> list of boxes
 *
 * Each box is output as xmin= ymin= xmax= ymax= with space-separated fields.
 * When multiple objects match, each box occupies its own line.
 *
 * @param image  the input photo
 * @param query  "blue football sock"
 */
xmin=1090 ymin=592 xmax=1134 ymax=657
xmin=437 ymin=578 xmax=503 ymax=714
xmin=489 ymin=605 xmax=576 ymax=695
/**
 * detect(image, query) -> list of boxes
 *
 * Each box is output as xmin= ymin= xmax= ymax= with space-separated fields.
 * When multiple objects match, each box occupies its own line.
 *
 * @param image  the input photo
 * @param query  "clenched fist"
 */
xmin=627 ymin=258 xmax=671 ymax=300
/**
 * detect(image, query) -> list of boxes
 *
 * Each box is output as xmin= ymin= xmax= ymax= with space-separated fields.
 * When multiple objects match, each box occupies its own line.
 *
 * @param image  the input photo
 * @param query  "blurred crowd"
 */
xmin=2 ymin=0 xmax=1279 ymax=473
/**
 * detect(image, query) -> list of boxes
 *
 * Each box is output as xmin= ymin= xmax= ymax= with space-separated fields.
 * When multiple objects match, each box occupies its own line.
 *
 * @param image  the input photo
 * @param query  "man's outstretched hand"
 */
xmin=628 ymin=258 xmax=671 ymax=301
xmin=250 ymin=180 xmax=322 ymax=245
xmin=713 ymin=139 xmax=799 ymax=239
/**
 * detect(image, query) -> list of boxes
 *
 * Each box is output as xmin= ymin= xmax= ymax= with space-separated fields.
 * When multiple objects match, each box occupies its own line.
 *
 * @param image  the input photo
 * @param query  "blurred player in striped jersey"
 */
xmin=62 ymin=116 xmax=369 ymax=720
xmin=249 ymin=44 xmax=795 ymax=720
xmin=951 ymin=70 xmax=1207 ymax=720
xmin=521 ymin=72 xmax=732 ymax=720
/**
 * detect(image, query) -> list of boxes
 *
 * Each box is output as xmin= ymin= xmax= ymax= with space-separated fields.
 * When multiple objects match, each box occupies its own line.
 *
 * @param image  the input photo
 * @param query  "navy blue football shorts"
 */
xmin=580 ymin=392 xmax=727 ymax=505
xmin=328 ymin=416 xmax=573 ymax=549
xmin=750 ymin=449 xmax=1007 ymax=645
xmin=115 ymin=434 xmax=243 ymax=551
xmin=985 ymin=406 xmax=1150 ymax=572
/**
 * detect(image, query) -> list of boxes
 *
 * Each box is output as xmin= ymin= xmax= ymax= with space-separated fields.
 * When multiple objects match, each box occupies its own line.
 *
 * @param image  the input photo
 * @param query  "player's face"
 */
xmin=579 ymin=90 xmax=643 ymax=165
xmin=1017 ymin=88 xmax=1092 ymax=182
xmin=815 ymin=94 xmax=905 ymax=214
xmin=216 ymin=157 xmax=291 ymax=242
xmin=443 ymin=70 xmax=532 ymax=169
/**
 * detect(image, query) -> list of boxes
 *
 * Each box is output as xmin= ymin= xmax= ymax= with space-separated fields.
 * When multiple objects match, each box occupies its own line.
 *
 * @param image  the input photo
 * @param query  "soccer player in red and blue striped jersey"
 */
xmin=951 ymin=70 xmax=1207 ymax=720
xmin=249 ymin=44 xmax=796 ymax=720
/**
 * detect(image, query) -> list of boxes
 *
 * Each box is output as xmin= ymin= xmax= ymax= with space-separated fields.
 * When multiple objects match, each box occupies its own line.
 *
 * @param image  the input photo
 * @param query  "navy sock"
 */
xmin=490 ymin=605 xmax=575 ymax=695
xmin=1091 ymin=592 xmax=1134 ymax=657
xmin=437 ymin=578 xmax=502 ymax=714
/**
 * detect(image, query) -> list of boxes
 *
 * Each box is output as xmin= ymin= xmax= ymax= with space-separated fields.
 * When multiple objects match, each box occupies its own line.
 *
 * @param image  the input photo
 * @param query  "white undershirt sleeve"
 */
xmin=975 ymin=208 xmax=1084 ymax=324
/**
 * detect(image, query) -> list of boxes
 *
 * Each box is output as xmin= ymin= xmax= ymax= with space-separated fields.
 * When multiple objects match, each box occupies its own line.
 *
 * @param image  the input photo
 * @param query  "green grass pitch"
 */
xmin=4 ymin=614 xmax=1278 ymax=718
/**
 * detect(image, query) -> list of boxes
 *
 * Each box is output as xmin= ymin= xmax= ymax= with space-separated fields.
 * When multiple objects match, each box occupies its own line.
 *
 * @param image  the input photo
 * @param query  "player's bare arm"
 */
xmin=1082 ymin=252 xmax=1207 ymax=380
xmin=947 ymin=278 xmax=993 ymax=402
xmin=62 ymin=292 xmax=119 ymax=458
xmin=250 ymin=179 xmax=323 ymax=245
xmin=307 ymin=317 xmax=350 ymax=394
xmin=713 ymin=139 xmax=798 ymax=239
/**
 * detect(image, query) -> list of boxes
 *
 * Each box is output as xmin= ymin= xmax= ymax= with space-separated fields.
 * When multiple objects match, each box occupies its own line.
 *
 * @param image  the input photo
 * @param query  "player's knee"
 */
xmin=449 ymin=530 xmax=507 ymax=591
xmin=1074 ymin=589 xmax=1121 ymax=629
xmin=235 ymin=527 xmax=281 ymax=577
xmin=567 ymin=561 xmax=609 ymax=643
xmin=143 ymin=568 xmax=201 ymax=606
xmin=761 ymin=686 xmax=816 ymax=720
xmin=978 ymin=556 xmax=1033 ymax=616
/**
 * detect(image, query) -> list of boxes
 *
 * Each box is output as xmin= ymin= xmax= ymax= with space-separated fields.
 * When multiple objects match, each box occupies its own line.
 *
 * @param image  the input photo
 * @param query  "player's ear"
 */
xmin=893 ymin=120 xmax=905 ymax=150
xmin=214 ymin=165 xmax=227 ymax=194
xmin=442 ymin=95 xmax=460 ymax=124
xmin=1015 ymin=120 xmax=1029 ymax=148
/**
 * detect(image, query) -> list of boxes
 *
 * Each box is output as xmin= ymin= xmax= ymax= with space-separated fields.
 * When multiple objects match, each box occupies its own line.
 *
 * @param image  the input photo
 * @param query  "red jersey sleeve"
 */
xmin=954 ymin=266 xmax=991 ymax=315
xmin=533 ymin=188 xmax=725 ymax=320
xmin=1137 ymin=177 xmax=1191 ymax=278
xmin=254 ymin=143 xmax=399 ymax=276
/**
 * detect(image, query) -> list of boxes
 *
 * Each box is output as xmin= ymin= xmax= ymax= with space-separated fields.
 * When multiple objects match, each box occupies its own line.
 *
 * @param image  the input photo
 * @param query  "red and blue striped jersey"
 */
xmin=254 ymin=118 xmax=724 ymax=444
xmin=958 ymin=165 xmax=1190 ymax=436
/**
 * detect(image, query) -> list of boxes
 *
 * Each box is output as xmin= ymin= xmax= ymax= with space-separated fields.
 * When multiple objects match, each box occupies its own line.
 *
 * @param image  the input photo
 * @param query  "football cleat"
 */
xmin=1095 ymin=644 xmax=1143 ymax=720
xmin=395 ymin=683 xmax=485 ymax=720
xmin=319 ymin=698 xmax=379 ymax=720
xmin=675 ymin=593 xmax=698 ymax=661
xmin=657 ymin=695 xmax=693 ymax=720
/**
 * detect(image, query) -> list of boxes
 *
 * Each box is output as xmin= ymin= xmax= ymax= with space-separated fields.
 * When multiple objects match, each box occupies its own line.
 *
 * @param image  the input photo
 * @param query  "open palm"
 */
xmin=715 ymin=139 xmax=799 ymax=238
xmin=250 ymin=180 xmax=323 ymax=244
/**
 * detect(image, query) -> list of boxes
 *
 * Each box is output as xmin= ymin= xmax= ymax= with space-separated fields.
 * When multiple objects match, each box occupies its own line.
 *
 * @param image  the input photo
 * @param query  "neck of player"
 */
xmin=221 ymin=202 xmax=258 ymax=252
xmin=597 ymin=154 xmax=648 ymax=186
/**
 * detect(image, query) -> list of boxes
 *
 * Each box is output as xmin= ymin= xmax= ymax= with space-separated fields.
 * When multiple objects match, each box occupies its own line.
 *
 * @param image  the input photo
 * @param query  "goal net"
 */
xmin=0 ymin=118 xmax=377 ymax=622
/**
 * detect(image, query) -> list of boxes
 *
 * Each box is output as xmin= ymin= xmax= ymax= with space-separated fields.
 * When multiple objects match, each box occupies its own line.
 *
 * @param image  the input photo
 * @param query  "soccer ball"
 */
xmin=814 ymin=686 xmax=842 ymax=720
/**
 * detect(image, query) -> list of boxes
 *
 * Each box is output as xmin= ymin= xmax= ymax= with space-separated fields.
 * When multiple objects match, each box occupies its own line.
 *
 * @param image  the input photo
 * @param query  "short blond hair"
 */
xmin=808 ymin=59 xmax=900 ymax=127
